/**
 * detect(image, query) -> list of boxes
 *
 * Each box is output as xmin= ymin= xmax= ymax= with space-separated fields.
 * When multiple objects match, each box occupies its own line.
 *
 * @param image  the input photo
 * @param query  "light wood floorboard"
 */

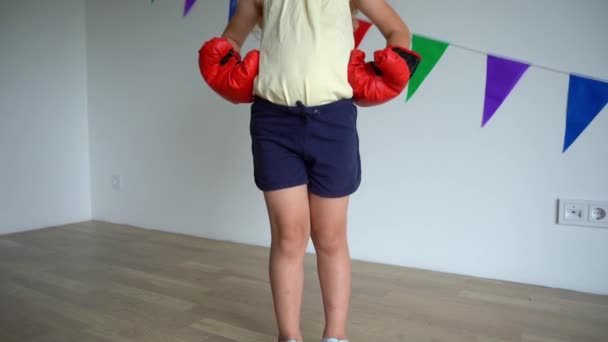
xmin=0 ymin=221 xmax=606 ymax=341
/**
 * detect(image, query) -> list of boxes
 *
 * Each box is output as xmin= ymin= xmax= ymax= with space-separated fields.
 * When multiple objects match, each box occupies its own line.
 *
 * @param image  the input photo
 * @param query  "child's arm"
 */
xmin=221 ymin=0 xmax=262 ymax=52
xmin=353 ymin=0 xmax=411 ymax=48
xmin=198 ymin=0 xmax=261 ymax=104
xmin=348 ymin=0 xmax=421 ymax=106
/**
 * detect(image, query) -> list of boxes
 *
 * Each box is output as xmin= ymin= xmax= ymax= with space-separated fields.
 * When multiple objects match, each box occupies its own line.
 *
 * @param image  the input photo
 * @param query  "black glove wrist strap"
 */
xmin=392 ymin=47 xmax=421 ymax=75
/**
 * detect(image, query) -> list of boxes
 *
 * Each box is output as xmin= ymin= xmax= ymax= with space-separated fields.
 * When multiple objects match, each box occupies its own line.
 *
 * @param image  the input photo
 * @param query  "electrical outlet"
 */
xmin=559 ymin=200 xmax=587 ymax=223
xmin=565 ymin=203 xmax=584 ymax=220
xmin=558 ymin=199 xmax=608 ymax=229
xmin=111 ymin=175 xmax=121 ymax=191
xmin=588 ymin=202 xmax=608 ymax=228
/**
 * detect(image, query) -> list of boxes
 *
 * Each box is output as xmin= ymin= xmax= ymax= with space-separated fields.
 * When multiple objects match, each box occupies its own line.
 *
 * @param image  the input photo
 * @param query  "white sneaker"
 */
xmin=322 ymin=339 xmax=348 ymax=342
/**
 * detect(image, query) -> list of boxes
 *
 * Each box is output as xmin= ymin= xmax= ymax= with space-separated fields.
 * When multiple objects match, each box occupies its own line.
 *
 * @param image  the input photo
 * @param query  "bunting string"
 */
xmin=413 ymin=33 xmax=607 ymax=83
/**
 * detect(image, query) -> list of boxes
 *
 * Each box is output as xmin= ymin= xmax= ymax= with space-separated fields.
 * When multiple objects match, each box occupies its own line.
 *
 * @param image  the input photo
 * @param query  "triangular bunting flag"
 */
xmin=406 ymin=35 xmax=449 ymax=102
xmin=229 ymin=0 xmax=238 ymax=22
xmin=183 ymin=0 xmax=197 ymax=17
xmin=354 ymin=19 xmax=372 ymax=49
xmin=563 ymin=75 xmax=608 ymax=152
xmin=482 ymin=55 xmax=530 ymax=127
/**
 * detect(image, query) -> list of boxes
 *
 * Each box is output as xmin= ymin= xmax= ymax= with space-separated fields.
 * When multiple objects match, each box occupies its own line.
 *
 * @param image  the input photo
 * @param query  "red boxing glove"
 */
xmin=198 ymin=37 xmax=260 ymax=104
xmin=348 ymin=46 xmax=421 ymax=107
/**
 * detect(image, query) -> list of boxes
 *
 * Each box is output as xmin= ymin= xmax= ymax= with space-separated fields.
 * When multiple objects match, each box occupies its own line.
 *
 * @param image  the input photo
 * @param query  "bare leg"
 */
xmin=309 ymin=193 xmax=351 ymax=340
xmin=264 ymin=185 xmax=311 ymax=341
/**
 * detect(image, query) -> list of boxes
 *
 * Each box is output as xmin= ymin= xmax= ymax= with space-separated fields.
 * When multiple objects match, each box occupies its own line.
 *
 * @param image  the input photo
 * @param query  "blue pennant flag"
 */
xmin=229 ymin=0 xmax=237 ymax=22
xmin=563 ymin=75 xmax=608 ymax=152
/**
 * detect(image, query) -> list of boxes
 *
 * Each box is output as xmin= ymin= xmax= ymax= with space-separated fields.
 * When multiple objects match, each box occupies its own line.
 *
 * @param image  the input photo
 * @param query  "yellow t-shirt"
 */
xmin=253 ymin=0 xmax=354 ymax=106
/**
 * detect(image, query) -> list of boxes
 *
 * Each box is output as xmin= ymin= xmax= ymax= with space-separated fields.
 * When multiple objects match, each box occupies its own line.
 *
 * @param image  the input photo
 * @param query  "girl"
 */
xmin=199 ymin=1 xmax=420 ymax=341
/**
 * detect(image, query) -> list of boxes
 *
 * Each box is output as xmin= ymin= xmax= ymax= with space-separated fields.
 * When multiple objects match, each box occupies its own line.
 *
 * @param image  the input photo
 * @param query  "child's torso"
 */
xmin=254 ymin=0 xmax=354 ymax=106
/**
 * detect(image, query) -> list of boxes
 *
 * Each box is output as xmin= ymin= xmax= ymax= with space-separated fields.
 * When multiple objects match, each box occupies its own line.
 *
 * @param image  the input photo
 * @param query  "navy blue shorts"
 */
xmin=249 ymin=97 xmax=361 ymax=198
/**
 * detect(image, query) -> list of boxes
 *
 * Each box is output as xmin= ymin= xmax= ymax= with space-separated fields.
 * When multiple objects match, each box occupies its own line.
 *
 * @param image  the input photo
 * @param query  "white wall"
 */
xmin=86 ymin=0 xmax=608 ymax=294
xmin=0 ymin=0 xmax=91 ymax=234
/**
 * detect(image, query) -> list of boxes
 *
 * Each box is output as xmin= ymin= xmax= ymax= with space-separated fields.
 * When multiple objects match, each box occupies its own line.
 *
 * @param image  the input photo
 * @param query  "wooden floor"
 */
xmin=0 ymin=221 xmax=607 ymax=342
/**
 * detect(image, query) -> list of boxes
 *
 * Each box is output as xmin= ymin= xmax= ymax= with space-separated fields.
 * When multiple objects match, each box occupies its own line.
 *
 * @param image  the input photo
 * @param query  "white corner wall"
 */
xmin=86 ymin=0 xmax=608 ymax=294
xmin=0 ymin=0 xmax=91 ymax=234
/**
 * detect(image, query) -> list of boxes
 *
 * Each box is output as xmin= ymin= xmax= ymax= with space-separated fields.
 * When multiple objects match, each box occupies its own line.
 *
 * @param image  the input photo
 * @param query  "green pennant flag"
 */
xmin=407 ymin=35 xmax=449 ymax=101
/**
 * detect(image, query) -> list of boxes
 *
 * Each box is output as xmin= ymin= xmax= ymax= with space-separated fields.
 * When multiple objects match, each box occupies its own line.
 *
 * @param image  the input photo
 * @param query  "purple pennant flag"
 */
xmin=183 ymin=0 xmax=197 ymax=17
xmin=482 ymin=55 xmax=530 ymax=127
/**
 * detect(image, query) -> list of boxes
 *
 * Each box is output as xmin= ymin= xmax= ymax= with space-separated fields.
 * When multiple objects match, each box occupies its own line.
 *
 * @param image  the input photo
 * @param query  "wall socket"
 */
xmin=111 ymin=175 xmax=122 ymax=191
xmin=558 ymin=199 xmax=608 ymax=229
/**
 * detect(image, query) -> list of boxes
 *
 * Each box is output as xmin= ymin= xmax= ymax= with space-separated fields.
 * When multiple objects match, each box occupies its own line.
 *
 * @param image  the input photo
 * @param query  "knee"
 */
xmin=311 ymin=225 xmax=347 ymax=254
xmin=271 ymin=220 xmax=310 ymax=257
